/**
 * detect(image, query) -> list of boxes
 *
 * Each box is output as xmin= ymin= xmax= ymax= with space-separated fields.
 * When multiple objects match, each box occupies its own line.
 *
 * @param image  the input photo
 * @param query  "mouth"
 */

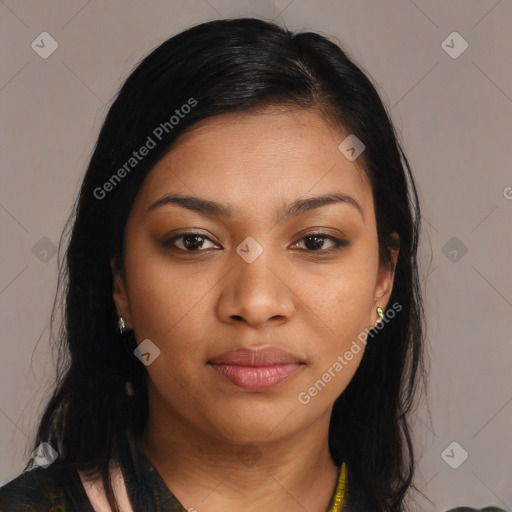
xmin=207 ymin=346 xmax=305 ymax=391
xmin=208 ymin=363 xmax=303 ymax=391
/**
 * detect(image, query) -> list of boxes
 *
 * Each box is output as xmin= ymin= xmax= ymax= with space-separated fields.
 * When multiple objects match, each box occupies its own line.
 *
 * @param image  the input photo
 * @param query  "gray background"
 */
xmin=1 ymin=0 xmax=511 ymax=510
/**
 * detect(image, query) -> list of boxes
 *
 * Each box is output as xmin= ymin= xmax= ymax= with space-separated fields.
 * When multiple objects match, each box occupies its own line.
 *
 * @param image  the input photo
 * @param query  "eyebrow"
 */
xmin=147 ymin=192 xmax=364 ymax=222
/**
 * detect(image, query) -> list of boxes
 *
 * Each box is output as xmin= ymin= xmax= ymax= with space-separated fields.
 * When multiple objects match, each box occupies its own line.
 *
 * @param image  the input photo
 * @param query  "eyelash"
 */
xmin=162 ymin=231 xmax=349 ymax=254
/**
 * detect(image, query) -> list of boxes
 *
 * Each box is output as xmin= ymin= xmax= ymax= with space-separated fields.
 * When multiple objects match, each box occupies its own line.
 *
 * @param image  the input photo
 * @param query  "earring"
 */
xmin=118 ymin=316 xmax=126 ymax=334
xmin=376 ymin=307 xmax=384 ymax=324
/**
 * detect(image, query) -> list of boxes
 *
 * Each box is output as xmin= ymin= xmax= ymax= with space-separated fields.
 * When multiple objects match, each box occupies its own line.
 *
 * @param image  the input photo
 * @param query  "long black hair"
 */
xmin=31 ymin=17 xmax=428 ymax=511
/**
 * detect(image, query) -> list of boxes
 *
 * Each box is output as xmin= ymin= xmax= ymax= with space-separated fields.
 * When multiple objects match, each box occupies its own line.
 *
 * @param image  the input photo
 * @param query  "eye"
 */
xmin=291 ymin=232 xmax=349 ymax=252
xmin=162 ymin=231 xmax=349 ymax=254
xmin=164 ymin=232 xmax=220 ymax=252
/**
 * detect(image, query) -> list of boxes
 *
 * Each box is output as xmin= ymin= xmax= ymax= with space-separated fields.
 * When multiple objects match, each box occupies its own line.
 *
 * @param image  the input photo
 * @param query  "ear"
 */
xmin=110 ymin=256 xmax=133 ymax=330
xmin=372 ymin=233 xmax=400 ymax=324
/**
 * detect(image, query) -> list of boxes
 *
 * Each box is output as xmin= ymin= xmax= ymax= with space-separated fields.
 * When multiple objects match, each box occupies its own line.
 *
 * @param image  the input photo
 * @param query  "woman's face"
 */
xmin=113 ymin=108 xmax=398 ymax=444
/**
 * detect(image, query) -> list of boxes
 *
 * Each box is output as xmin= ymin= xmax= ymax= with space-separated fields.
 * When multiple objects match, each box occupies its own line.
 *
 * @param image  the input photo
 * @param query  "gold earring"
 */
xmin=118 ymin=316 xmax=126 ymax=334
xmin=376 ymin=307 xmax=384 ymax=324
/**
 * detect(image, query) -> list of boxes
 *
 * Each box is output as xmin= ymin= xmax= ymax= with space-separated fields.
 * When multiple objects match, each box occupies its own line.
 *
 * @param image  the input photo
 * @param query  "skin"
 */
xmin=112 ymin=107 xmax=399 ymax=512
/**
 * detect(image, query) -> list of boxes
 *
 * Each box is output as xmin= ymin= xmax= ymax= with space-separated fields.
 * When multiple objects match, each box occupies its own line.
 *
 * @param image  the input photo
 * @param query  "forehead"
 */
xmin=131 ymin=108 xmax=372 ymax=220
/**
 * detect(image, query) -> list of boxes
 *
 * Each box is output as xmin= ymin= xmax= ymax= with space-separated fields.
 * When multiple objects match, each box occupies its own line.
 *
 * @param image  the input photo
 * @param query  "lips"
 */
xmin=209 ymin=346 xmax=303 ymax=366
xmin=208 ymin=346 xmax=305 ymax=391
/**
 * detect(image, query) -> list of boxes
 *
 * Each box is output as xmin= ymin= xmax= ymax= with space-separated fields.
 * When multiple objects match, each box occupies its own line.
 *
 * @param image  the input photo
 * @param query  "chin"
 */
xmin=207 ymin=410 xmax=301 ymax=445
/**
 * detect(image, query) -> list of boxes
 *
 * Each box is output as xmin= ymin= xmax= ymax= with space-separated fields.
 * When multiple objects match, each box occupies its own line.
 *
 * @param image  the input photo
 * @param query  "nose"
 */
xmin=216 ymin=247 xmax=295 ymax=329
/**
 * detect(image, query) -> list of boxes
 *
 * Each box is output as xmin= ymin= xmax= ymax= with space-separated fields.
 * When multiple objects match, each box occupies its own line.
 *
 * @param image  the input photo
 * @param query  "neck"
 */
xmin=137 ymin=394 xmax=340 ymax=512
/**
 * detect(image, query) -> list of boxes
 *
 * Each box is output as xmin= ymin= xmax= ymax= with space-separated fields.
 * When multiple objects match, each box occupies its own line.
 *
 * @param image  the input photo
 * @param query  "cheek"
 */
xmin=300 ymin=255 xmax=377 ymax=336
xmin=297 ymin=287 xmax=371 ymax=408
xmin=296 ymin=250 xmax=377 ymax=377
xmin=123 ymin=238 xmax=212 ymax=359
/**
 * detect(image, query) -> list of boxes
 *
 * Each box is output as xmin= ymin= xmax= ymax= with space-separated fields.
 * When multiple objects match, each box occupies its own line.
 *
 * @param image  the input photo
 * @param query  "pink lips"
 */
xmin=208 ymin=346 xmax=304 ymax=391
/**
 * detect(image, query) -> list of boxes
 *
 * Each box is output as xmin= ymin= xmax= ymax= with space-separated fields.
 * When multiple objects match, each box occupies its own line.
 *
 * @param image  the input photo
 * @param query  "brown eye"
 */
xmin=164 ymin=232 xmax=220 ymax=252
xmin=292 ymin=232 xmax=349 ymax=252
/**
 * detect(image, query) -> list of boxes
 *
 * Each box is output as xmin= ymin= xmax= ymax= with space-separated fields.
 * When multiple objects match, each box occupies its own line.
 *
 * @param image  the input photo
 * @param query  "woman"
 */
xmin=0 ymin=17 xmax=428 ymax=511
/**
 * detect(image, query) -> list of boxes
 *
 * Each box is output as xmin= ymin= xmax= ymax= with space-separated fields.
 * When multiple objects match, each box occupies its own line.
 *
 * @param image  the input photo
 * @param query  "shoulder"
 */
xmin=0 ymin=464 xmax=93 ymax=512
